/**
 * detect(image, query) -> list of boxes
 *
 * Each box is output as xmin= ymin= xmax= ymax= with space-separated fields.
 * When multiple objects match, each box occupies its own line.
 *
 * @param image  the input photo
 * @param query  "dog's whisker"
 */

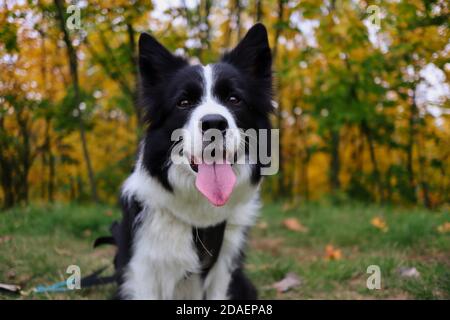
xmin=195 ymin=228 xmax=213 ymax=257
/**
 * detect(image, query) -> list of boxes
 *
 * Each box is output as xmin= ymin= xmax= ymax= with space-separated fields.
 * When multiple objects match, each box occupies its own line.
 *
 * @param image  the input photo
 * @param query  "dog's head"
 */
xmin=138 ymin=24 xmax=273 ymax=207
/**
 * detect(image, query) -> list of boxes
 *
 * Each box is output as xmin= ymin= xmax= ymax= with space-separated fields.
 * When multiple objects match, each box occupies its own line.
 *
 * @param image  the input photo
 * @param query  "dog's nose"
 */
xmin=200 ymin=114 xmax=228 ymax=133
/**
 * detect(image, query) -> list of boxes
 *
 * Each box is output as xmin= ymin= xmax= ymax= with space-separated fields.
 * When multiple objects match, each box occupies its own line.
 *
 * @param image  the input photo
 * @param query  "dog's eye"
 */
xmin=177 ymin=99 xmax=191 ymax=108
xmin=227 ymin=95 xmax=240 ymax=104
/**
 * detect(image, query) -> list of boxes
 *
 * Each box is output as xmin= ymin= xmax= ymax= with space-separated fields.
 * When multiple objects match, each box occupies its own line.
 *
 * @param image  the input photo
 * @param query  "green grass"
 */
xmin=0 ymin=201 xmax=449 ymax=299
xmin=0 ymin=203 xmax=120 ymax=299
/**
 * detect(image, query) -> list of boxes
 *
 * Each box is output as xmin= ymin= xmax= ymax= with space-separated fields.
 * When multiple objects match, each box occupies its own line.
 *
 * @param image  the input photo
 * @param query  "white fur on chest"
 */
xmin=120 ymin=207 xmax=200 ymax=299
xmin=120 ymin=164 xmax=260 ymax=300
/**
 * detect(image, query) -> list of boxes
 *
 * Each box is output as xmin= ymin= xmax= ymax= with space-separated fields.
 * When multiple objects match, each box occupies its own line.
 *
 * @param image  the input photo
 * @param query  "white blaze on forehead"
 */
xmin=181 ymin=64 xmax=241 ymax=161
xmin=187 ymin=64 xmax=238 ymax=129
xmin=203 ymin=64 xmax=214 ymax=101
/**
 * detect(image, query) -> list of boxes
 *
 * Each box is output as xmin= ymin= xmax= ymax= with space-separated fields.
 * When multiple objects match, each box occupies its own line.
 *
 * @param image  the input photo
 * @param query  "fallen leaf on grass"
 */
xmin=0 ymin=235 xmax=12 ymax=244
xmin=282 ymin=218 xmax=308 ymax=233
xmin=257 ymin=221 xmax=268 ymax=230
xmin=398 ymin=267 xmax=420 ymax=278
xmin=272 ymin=273 xmax=302 ymax=293
xmin=83 ymin=229 xmax=92 ymax=237
xmin=104 ymin=210 xmax=113 ymax=217
xmin=247 ymin=263 xmax=271 ymax=272
xmin=250 ymin=238 xmax=284 ymax=254
xmin=54 ymin=247 xmax=72 ymax=256
xmin=437 ymin=222 xmax=450 ymax=234
xmin=17 ymin=273 xmax=32 ymax=285
xmin=324 ymin=244 xmax=342 ymax=261
xmin=371 ymin=216 xmax=388 ymax=232
xmin=282 ymin=202 xmax=295 ymax=212
xmin=6 ymin=270 xmax=16 ymax=280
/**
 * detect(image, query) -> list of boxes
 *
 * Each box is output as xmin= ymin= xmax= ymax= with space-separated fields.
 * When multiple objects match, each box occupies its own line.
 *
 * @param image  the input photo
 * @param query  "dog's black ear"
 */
xmin=222 ymin=23 xmax=272 ymax=79
xmin=139 ymin=33 xmax=187 ymax=86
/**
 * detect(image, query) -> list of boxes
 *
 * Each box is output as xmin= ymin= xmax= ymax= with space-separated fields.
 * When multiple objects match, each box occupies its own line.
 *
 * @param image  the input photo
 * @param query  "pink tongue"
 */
xmin=195 ymin=163 xmax=236 ymax=206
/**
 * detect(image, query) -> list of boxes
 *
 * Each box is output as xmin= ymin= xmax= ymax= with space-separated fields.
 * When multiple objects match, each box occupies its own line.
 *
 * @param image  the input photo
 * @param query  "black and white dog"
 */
xmin=110 ymin=23 xmax=274 ymax=300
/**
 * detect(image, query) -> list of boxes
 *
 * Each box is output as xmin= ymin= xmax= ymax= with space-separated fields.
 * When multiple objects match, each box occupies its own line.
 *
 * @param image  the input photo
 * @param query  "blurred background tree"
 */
xmin=0 ymin=0 xmax=448 ymax=209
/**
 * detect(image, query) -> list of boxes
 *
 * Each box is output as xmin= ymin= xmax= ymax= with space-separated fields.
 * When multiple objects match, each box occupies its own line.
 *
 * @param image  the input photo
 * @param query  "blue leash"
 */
xmin=31 ymin=266 xmax=113 ymax=294
xmin=33 ymin=279 xmax=74 ymax=293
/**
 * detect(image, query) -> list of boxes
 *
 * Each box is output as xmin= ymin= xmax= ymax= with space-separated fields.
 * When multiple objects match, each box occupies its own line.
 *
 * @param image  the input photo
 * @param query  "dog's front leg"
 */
xmin=204 ymin=224 xmax=249 ymax=300
xmin=204 ymin=260 xmax=232 ymax=299
xmin=120 ymin=261 xmax=166 ymax=299
xmin=203 ymin=230 xmax=236 ymax=300
xmin=121 ymin=208 xmax=199 ymax=299
xmin=122 ymin=257 xmax=185 ymax=299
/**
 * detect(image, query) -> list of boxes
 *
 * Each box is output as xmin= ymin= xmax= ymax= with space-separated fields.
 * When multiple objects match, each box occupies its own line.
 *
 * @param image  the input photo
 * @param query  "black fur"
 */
xmin=114 ymin=196 xmax=143 ymax=287
xmin=228 ymin=267 xmax=258 ymax=300
xmin=193 ymin=221 xmax=227 ymax=279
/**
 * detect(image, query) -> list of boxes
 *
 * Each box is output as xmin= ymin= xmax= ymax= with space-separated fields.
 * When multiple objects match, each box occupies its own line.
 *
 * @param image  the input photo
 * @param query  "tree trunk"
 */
xmin=15 ymin=110 xmax=31 ymax=204
xmin=0 ymin=118 xmax=15 ymax=208
xmin=329 ymin=129 xmax=341 ymax=192
xmin=234 ymin=0 xmax=242 ymax=40
xmin=48 ymin=139 xmax=55 ymax=203
xmin=69 ymin=176 xmax=76 ymax=201
xmin=255 ymin=0 xmax=263 ymax=22
xmin=54 ymin=0 xmax=98 ymax=203
xmin=272 ymin=0 xmax=285 ymax=196
xmin=416 ymin=124 xmax=431 ymax=208
xmin=126 ymin=22 xmax=142 ymax=126
xmin=303 ymin=158 xmax=310 ymax=201
xmin=271 ymin=0 xmax=284 ymax=61
xmin=361 ymin=120 xmax=383 ymax=202
xmin=39 ymin=29 xmax=55 ymax=202
xmin=195 ymin=0 xmax=212 ymax=60
xmin=406 ymin=94 xmax=418 ymax=202
xmin=344 ymin=55 xmax=383 ymax=202
xmin=40 ymin=120 xmax=49 ymax=200
xmin=203 ymin=0 xmax=212 ymax=50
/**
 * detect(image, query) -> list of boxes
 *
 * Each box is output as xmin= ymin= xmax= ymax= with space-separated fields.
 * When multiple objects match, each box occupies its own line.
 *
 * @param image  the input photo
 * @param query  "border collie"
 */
xmin=110 ymin=23 xmax=274 ymax=300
